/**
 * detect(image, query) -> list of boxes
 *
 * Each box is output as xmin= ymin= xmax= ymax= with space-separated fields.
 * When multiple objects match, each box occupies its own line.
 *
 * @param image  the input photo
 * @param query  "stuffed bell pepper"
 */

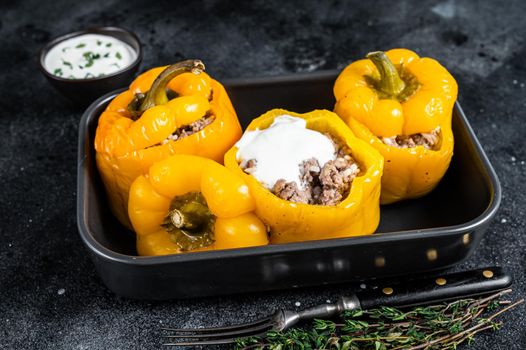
xmin=224 ymin=109 xmax=383 ymax=244
xmin=95 ymin=60 xmax=242 ymax=227
xmin=333 ymin=49 xmax=458 ymax=204
xmin=128 ymin=155 xmax=268 ymax=256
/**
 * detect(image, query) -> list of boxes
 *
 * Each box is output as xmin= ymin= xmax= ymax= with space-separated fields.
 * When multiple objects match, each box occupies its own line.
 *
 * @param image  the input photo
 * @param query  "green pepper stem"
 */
xmin=132 ymin=59 xmax=205 ymax=115
xmin=161 ymin=192 xmax=215 ymax=251
xmin=366 ymin=51 xmax=406 ymax=98
xmin=168 ymin=208 xmax=207 ymax=231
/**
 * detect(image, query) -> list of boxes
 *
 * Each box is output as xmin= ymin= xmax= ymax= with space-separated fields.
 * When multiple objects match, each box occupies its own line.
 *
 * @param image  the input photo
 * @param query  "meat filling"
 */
xmin=381 ymin=127 xmax=441 ymax=150
xmin=160 ymin=113 xmax=215 ymax=145
xmin=242 ymin=146 xmax=360 ymax=206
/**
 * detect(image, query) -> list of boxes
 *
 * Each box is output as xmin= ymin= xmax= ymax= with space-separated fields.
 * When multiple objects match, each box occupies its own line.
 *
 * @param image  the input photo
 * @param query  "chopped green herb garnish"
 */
xmin=97 ymin=40 xmax=102 ymax=46
xmin=110 ymin=63 xmax=121 ymax=69
xmin=82 ymin=51 xmax=101 ymax=68
xmin=75 ymin=43 xmax=86 ymax=48
xmin=68 ymin=75 xmax=75 ymax=79
xmin=53 ymin=68 xmax=63 ymax=77
xmin=103 ymin=53 xmax=110 ymax=58
xmin=61 ymin=59 xmax=73 ymax=69
xmin=115 ymin=52 xmax=122 ymax=60
xmin=85 ymin=72 xmax=95 ymax=79
xmin=78 ymin=65 xmax=84 ymax=70
xmin=61 ymin=47 xmax=70 ymax=53
xmin=98 ymin=73 xmax=106 ymax=77
xmin=106 ymin=42 xmax=112 ymax=47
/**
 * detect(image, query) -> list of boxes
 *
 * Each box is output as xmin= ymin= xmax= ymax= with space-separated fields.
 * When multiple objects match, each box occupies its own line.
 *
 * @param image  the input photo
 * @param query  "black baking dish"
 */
xmin=77 ymin=71 xmax=501 ymax=300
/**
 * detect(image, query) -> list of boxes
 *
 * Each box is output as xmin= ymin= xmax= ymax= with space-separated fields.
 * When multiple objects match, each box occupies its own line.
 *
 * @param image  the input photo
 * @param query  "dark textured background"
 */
xmin=0 ymin=0 xmax=525 ymax=349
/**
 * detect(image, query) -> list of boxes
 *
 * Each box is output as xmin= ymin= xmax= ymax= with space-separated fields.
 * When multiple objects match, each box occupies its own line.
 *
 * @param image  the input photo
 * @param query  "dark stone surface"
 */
xmin=0 ymin=0 xmax=524 ymax=349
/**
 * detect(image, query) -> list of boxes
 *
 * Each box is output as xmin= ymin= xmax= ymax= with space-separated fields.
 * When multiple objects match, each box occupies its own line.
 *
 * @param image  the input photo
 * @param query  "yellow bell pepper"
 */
xmin=333 ymin=49 xmax=458 ymax=203
xmin=224 ymin=109 xmax=383 ymax=244
xmin=95 ymin=60 xmax=242 ymax=227
xmin=128 ymin=155 xmax=268 ymax=256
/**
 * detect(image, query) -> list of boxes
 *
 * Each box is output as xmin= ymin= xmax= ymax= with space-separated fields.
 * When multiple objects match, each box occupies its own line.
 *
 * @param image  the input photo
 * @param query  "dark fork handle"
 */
xmin=357 ymin=267 xmax=512 ymax=310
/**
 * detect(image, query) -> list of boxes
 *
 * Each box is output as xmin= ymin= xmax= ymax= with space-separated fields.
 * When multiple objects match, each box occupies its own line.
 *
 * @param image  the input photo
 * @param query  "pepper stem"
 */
xmin=161 ymin=192 xmax=215 ymax=251
xmin=366 ymin=51 xmax=406 ymax=98
xmin=128 ymin=59 xmax=205 ymax=118
xmin=168 ymin=206 xmax=209 ymax=231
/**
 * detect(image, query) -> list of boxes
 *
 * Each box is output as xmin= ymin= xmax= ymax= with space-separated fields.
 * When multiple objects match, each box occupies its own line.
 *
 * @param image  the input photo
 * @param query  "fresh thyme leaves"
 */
xmin=53 ymin=68 xmax=63 ymax=76
xmin=234 ymin=290 xmax=524 ymax=350
xmin=116 ymin=51 xmax=122 ymax=60
xmin=75 ymin=43 xmax=86 ymax=48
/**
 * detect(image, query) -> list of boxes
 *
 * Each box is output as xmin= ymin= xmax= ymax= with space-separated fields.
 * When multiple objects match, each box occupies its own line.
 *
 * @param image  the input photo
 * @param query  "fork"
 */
xmin=161 ymin=267 xmax=511 ymax=346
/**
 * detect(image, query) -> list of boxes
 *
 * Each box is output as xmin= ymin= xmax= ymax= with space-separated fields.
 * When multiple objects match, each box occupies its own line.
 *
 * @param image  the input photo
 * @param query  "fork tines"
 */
xmin=161 ymin=317 xmax=274 ymax=346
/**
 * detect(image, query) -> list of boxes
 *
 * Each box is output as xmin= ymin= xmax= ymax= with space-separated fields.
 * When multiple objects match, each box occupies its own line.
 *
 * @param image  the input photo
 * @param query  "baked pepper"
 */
xmin=128 ymin=155 xmax=268 ymax=256
xmin=333 ymin=49 xmax=458 ymax=204
xmin=224 ymin=109 xmax=383 ymax=244
xmin=95 ymin=60 xmax=242 ymax=227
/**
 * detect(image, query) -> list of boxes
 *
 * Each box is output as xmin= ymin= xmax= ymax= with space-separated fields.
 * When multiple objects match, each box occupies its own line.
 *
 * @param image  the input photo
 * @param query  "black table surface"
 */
xmin=1 ymin=0 xmax=525 ymax=349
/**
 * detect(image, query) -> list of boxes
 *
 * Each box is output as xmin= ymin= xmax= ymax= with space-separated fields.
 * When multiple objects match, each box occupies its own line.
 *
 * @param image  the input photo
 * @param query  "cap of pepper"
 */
xmin=95 ymin=60 xmax=242 ymax=227
xmin=224 ymin=109 xmax=383 ymax=244
xmin=128 ymin=155 xmax=268 ymax=256
xmin=333 ymin=49 xmax=458 ymax=204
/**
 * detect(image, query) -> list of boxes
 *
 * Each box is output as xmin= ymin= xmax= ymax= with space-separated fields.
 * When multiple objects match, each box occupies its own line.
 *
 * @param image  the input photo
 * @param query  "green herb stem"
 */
xmin=235 ymin=290 xmax=524 ymax=350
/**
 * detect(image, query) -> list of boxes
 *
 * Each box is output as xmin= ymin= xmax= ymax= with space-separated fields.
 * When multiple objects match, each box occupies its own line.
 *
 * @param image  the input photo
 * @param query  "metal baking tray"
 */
xmin=77 ymin=70 xmax=501 ymax=300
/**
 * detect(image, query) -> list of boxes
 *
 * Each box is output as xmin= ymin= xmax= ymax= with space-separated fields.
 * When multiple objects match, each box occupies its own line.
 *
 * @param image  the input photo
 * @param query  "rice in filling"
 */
xmin=381 ymin=127 xmax=440 ymax=150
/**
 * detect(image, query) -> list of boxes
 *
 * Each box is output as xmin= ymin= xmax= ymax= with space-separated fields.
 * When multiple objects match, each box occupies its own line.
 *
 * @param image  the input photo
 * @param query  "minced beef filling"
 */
xmin=242 ymin=144 xmax=360 ymax=206
xmin=381 ymin=127 xmax=441 ymax=150
xmin=160 ymin=113 xmax=215 ymax=145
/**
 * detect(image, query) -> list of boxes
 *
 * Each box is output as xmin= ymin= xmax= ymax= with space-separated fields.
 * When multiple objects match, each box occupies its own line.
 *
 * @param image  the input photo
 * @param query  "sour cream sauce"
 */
xmin=44 ymin=34 xmax=136 ymax=79
xmin=236 ymin=115 xmax=336 ymax=189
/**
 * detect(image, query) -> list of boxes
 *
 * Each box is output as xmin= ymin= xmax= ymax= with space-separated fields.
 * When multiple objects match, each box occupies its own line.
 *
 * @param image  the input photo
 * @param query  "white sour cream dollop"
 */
xmin=44 ymin=34 xmax=137 ymax=79
xmin=236 ymin=115 xmax=336 ymax=189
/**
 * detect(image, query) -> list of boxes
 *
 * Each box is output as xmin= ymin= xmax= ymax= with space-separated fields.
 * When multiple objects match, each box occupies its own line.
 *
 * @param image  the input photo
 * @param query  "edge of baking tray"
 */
xmin=77 ymin=70 xmax=501 ymax=266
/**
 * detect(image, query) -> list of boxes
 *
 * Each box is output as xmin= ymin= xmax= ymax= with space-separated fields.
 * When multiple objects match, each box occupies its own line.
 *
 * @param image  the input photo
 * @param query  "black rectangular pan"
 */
xmin=77 ymin=71 xmax=501 ymax=300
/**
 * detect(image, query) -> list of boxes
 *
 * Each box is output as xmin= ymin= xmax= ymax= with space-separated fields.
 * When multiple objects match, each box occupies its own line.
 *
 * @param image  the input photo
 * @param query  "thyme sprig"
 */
xmin=235 ymin=289 xmax=523 ymax=350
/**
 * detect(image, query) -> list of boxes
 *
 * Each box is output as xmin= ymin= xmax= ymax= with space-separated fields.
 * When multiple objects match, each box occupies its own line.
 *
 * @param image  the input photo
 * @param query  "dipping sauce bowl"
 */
xmin=39 ymin=26 xmax=142 ymax=105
